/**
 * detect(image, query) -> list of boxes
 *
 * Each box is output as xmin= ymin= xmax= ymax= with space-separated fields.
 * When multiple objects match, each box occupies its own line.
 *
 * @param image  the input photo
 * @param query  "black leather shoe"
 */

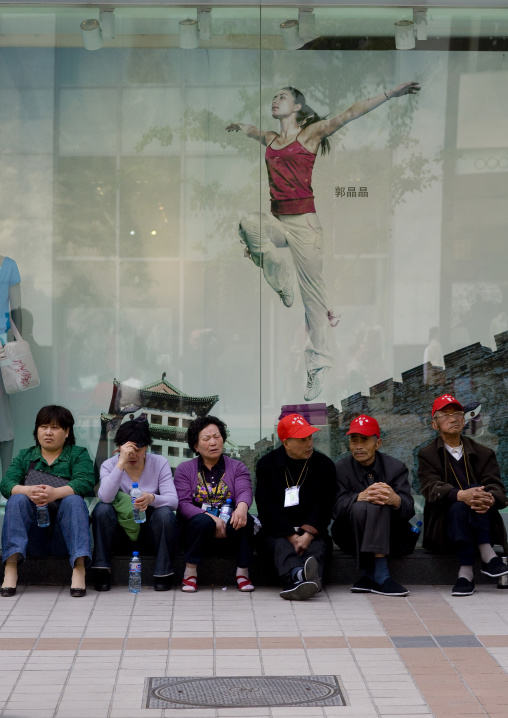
xmin=70 ymin=587 xmax=86 ymax=598
xmin=154 ymin=576 xmax=172 ymax=591
xmin=94 ymin=570 xmax=111 ymax=592
xmin=1 ymin=587 xmax=16 ymax=597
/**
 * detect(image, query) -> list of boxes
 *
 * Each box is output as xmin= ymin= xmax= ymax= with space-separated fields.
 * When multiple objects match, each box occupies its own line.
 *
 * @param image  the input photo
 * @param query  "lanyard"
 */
xmin=285 ymin=459 xmax=308 ymax=490
xmin=447 ymin=444 xmax=471 ymax=490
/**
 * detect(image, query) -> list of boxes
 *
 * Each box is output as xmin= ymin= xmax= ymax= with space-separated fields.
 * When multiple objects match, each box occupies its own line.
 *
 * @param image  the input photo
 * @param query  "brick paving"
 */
xmin=0 ymin=583 xmax=507 ymax=717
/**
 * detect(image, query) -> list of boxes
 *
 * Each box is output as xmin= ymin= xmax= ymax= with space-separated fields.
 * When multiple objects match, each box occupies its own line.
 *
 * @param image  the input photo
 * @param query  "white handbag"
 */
xmin=0 ymin=318 xmax=40 ymax=394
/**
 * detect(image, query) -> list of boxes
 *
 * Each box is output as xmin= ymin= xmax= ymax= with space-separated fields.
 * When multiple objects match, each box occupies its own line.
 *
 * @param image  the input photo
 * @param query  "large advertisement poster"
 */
xmin=1 ymin=9 xmax=508 ymax=490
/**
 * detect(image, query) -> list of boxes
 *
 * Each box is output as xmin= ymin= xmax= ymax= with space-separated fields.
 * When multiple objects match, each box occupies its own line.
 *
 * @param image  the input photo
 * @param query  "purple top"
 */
xmin=98 ymin=453 xmax=178 ymax=510
xmin=174 ymin=455 xmax=253 ymax=520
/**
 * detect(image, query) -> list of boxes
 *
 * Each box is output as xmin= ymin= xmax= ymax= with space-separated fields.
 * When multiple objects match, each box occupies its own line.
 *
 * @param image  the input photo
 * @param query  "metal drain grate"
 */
xmin=144 ymin=675 xmax=346 ymax=709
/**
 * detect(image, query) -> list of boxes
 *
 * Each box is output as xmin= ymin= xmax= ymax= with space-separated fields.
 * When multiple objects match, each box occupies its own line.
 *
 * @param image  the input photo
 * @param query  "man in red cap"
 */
xmin=255 ymin=413 xmax=335 ymax=600
xmin=332 ymin=415 xmax=415 ymax=596
xmin=418 ymin=394 xmax=508 ymax=596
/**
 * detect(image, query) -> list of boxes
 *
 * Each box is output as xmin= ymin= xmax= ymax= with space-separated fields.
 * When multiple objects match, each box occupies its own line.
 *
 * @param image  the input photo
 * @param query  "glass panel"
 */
xmin=0 ymin=4 xmax=506 ymax=525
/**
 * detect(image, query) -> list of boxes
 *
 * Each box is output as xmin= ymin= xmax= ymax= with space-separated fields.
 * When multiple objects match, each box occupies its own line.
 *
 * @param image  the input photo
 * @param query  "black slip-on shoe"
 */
xmin=371 ymin=577 xmax=409 ymax=597
xmin=481 ymin=557 xmax=508 ymax=578
xmin=451 ymin=577 xmax=475 ymax=596
xmin=70 ymin=587 xmax=86 ymax=598
xmin=93 ymin=569 xmax=112 ymax=592
xmin=154 ymin=576 xmax=173 ymax=591
xmin=0 ymin=587 xmax=16 ymax=597
xmin=351 ymin=576 xmax=377 ymax=593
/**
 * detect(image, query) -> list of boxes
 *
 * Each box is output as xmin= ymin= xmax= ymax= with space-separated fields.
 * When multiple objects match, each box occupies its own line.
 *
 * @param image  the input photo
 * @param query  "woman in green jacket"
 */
xmin=1 ymin=405 xmax=96 ymax=597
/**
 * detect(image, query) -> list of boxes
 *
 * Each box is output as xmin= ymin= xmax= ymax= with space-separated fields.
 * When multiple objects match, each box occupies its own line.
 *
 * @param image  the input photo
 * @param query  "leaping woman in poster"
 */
xmin=226 ymin=81 xmax=420 ymax=401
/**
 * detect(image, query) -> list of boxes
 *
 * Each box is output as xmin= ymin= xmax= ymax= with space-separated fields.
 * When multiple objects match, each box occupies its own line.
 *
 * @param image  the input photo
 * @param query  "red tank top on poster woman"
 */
xmin=265 ymin=134 xmax=317 ymax=215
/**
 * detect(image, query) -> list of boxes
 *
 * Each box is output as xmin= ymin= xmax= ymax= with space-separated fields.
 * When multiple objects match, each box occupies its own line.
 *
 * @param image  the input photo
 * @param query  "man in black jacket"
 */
xmin=255 ymin=413 xmax=335 ymax=600
xmin=332 ymin=415 xmax=415 ymax=596
xmin=418 ymin=393 xmax=508 ymax=597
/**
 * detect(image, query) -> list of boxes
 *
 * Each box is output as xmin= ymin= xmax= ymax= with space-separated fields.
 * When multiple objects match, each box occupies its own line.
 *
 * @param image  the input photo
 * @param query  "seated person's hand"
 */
xmin=288 ymin=532 xmax=313 ymax=555
xmin=115 ymin=441 xmax=139 ymax=470
xmin=230 ymin=501 xmax=248 ymax=530
xmin=134 ymin=492 xmax=155 ymax=511
xmin=207 ymin=512 xmax=227 ymax=539
xmin=25 ymin=483 xmax=49 ymax=506
xmin=358 ymin=482 xmax=400 ymax=507
xmin=459 ymin=486 xmax=494 ymax=514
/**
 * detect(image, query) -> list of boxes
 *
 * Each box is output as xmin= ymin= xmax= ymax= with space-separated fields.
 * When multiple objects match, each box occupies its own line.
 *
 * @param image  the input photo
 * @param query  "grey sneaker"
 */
xmin=280 ymin=580 xmax=319 ymax=601
xmin=277 ymin=285 xmax=294 ymax=308
xmin=304 ymin=367 xmax=329 ymax=401
xmin=304 ymin=556 xmax=322 ymax=592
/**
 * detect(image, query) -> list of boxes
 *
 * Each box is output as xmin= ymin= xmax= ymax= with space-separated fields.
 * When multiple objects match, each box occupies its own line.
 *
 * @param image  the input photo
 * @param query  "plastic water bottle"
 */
xmin=219 ymin=498 xmax=233 ymax=523
xmin=36 ymin=504 xmax=50 ymax=528
xmin=130 ymin=483 xmax=146 ymax=524
xmin=411 ymin=520 xmax=423 ymax=536
xmin=129 ymin=551 xmax=142 ymax=593
xmin=498 ymin=556 xmax=508 ymax=589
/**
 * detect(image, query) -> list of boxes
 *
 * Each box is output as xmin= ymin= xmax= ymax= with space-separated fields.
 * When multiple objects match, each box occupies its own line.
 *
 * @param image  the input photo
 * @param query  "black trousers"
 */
xmin=332 ymin=502 xmax=405 ymax=570
xmin=92 ymin=502 xmax=177 ymax=577
xmin=183 ymin=512 xmax=255 ymax=567
xmin=447 ymin=501 xmax=492 ymax=565
xmin=262 ymin=533 xmax=330 ymax=585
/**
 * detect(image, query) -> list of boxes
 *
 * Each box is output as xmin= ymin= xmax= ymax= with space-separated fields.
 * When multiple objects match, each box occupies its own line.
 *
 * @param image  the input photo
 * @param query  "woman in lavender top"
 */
xmin=174 ymin=415 xmax=255 ymax=593
xmin=91 ymin=417 xmax=178 ymax=592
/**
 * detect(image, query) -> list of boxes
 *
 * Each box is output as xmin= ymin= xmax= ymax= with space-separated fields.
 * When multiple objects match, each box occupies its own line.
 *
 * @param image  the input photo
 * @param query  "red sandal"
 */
xmin=236 ymin=575 xmax=255 ymax=592
xmin=181 ymin=576 xmax=197 ymax=593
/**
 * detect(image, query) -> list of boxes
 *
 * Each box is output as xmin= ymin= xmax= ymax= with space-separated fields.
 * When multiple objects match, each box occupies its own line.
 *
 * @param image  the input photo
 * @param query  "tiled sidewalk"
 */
xmin=1 ymin=583 xmax=508 ymax=718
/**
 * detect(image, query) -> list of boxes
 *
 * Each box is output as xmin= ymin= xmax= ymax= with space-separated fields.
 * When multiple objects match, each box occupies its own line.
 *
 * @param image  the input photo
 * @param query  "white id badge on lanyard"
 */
xmin=284 ymin=486 xmax=300 ymax=507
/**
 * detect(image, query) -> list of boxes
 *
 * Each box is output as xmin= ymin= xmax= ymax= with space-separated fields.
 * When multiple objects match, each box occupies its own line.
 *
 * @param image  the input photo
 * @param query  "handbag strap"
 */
xmin=21 ymin=460 xmax=36 ymax=486
xmin=8 ymin=315 xmax=23 ymax=342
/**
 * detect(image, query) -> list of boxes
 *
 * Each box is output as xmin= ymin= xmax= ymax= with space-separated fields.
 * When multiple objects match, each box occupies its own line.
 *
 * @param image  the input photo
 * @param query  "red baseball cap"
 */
xmin=346 ymin=415 xmax=380 ymax=438
xmin=277 ymin=413 xmax=320 ymax=441
xmin=432 ymin=394 xmax=464 ymax=417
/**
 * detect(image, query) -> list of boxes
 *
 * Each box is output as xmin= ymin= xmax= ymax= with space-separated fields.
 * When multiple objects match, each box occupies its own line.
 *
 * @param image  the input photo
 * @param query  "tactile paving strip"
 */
xmin=144 ymin=675 xmax=346 ymax=709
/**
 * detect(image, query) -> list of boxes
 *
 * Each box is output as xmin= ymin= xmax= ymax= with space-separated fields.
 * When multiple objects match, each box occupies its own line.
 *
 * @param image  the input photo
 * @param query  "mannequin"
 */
xmin=0 ymin=255 xmax=22 ymax=478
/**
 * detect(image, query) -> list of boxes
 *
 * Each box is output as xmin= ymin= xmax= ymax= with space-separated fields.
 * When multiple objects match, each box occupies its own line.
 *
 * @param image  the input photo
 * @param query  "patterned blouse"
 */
xmin=193 ymin=455 xmax=232 ymax=510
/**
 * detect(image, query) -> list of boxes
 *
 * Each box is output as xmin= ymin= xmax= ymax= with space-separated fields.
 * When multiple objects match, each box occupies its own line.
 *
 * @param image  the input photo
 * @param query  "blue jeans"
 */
xmin=1 ymin=493 xmax=92 ymax=568
xmin=91 ymin=502 xmax=177 ymax=577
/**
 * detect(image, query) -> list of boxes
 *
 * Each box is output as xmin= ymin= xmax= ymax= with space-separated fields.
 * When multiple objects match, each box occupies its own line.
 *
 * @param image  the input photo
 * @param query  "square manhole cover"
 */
xmin=144 ymin=675 xmax=346 ymax=709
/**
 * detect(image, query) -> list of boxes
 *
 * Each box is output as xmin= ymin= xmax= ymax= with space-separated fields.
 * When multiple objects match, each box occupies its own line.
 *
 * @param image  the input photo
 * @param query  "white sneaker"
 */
xmin=304 ymin=367 xmax=329 ymax=401
xmin=277 ymin=285 xmax=294 ymax=308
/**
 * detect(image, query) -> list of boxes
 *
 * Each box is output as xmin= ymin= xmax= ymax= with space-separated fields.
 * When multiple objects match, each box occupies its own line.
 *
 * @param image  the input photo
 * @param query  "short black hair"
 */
xmin=187 ymin=415 xmax=227 ymax=453
xmin=115 ymin=417 xmax=152 ymax=447
xmin=33 ymin=405 xmax=76 ymax=446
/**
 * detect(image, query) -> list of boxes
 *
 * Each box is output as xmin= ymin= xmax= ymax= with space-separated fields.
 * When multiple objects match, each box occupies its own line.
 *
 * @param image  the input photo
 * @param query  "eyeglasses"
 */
xmin=435 ymin=411 xmax=464 ymax=420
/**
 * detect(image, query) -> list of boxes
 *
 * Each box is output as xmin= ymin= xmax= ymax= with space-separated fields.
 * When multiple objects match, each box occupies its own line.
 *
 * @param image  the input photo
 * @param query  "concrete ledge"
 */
xmin=0 ymin=548 xmax=501 ymax=588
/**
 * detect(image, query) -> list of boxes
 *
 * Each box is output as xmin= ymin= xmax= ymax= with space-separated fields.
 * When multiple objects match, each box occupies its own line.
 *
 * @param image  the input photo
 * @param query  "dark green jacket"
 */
xmin=0 ymin=445 xmax=96 ymax=499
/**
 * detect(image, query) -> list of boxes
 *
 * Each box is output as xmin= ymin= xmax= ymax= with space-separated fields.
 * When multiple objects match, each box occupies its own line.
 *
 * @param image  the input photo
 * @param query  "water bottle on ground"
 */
xmin=498 ymin=556 xmax=508 ymax=589
xmin=219 ymin=498 xmax=233 ymax=523
xmin=411 ymin=520 xmax=423 ymax=536
xmin=129 ymin=551 xmax=142 ymax=593
xmin=36 ymin=504 xmax=50 ymax=528
xmin=408 ymin=519 xmax=422 ymax=550
xmin=130 ymin=482 xmax=146 ymax=524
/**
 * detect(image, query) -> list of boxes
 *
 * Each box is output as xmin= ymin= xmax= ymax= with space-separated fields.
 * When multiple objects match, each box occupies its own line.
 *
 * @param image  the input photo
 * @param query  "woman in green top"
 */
xmin=1 ymin=405 xmax=96 ymax=597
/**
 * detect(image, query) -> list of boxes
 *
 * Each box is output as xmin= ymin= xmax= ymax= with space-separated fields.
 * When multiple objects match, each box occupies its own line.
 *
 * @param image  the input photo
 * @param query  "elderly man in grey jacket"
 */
xmin=332 ymin=415 xmax=415 ymax=596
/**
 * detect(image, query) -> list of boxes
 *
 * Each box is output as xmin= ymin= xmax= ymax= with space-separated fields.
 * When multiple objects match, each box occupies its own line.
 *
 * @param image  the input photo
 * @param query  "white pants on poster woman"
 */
xmin=238 ymin=211 xmax=333 ymax=373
